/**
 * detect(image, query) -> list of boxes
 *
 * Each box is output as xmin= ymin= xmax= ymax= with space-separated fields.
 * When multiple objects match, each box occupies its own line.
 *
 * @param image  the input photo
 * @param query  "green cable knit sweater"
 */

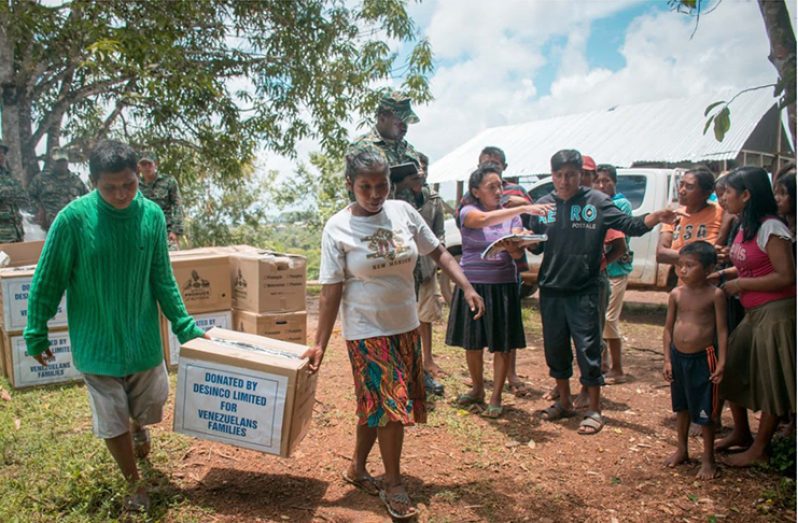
xmin=24 ymin=190 xmax=203 ymax=377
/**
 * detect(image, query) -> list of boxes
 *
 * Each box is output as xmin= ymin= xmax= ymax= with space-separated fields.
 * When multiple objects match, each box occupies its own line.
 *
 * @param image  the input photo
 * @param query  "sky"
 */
xmin=260 ymin=0 xmax=793 ymax=178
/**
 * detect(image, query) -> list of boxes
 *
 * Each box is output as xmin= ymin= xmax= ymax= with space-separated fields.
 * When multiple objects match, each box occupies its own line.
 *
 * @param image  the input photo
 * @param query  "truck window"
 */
xmin=528 ymin=175 xmax=648 ymax=211
xmin=616 ymin=176 xmax=647 ymax=210
xmin=529 ymin=182 xmax=553 ymax=202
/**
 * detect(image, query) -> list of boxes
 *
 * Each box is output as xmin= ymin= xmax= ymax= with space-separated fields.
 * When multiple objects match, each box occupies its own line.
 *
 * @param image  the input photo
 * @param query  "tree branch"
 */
xmin=28 ymin=74 xmax=133 ymax=150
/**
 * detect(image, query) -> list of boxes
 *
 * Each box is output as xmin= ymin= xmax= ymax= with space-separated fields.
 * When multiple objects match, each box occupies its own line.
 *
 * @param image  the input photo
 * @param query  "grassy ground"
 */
xmin=0 ymin=297 xmax=794 ymax=522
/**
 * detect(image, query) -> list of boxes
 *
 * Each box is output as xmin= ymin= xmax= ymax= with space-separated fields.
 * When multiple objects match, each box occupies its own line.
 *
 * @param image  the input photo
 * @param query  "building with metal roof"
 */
xmin=427 ymin=89 xmax=794 ymax=185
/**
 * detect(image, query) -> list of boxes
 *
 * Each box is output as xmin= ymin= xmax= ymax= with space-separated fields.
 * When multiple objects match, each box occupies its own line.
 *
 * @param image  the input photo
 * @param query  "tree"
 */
xmin=266 ymin=151 xmax=349 ymax=230
xmin=0 ymin=0 xmax=433 ymax=185
xmin=672 ymin=0 xmax=796 ymax=147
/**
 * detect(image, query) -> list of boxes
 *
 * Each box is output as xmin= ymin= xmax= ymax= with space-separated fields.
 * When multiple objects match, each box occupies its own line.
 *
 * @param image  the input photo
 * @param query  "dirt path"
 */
xmin=158 ymin=296 xmax=793 ymax=522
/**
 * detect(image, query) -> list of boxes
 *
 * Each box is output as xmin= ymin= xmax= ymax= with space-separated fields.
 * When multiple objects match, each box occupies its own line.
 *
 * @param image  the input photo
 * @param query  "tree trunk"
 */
xmin=18 ymin=90 xmax=41 ymax=186
xmin=0 ymin=17 xmax=26 ymax=185
xmin=758 ymin=0 xmax=797 ymax=150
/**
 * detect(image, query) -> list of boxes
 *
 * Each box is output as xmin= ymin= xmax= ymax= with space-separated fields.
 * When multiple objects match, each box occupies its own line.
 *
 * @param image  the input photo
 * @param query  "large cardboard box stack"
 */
xmin=173 ymin=327 xmax=317 ymax=457
xmin=162 ymin=248 xmax=234 ymax=368
xmin=0 ymin=241 xmax=81 ymax=388
xmin=228 ymin=250 xmax=307 ymax=345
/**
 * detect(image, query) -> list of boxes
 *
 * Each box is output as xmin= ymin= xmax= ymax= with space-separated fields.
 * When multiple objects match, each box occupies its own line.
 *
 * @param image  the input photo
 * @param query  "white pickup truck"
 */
xmin=441 ymin=168 xmax=682 ymax=299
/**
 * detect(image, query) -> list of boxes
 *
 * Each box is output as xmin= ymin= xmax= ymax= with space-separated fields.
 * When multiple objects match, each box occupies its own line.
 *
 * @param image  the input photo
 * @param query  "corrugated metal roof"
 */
xmin=427 ymin=90 xmax=786 ymax=184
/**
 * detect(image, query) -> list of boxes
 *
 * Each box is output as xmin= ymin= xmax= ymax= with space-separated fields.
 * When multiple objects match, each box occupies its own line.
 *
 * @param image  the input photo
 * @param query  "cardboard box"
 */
xmin=0 ymin=266 xmax=67 ymax=332
xmin=2 ymin=328 xmax=81 ymax=388
xmin=161 ymin=310 xmax=233 ymax=367
xmin=211 ymin=245 xmax=260 ymax=255
xmin=173 ymin=327 xmax=317 ymax=457
xmin=230 ymin=251 xmax=306 ymax=313
xmin=0 ymin=240 xmax=45 ymax=267
xmin=233 ymin=310 xmax=307 ymax=345
xmin=169 ymin=250 xmax=232 ymax=314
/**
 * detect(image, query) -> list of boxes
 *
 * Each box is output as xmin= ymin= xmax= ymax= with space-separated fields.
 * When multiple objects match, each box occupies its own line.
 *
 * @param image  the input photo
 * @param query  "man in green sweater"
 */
xmin=24 ymin=140 xmax=205 ymax=513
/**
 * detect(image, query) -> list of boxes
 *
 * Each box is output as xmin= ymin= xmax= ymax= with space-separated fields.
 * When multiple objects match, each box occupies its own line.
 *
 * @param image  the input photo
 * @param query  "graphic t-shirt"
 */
xmin=459 ymin=204 xmax=522 ymax=284
xmin=661 ymin=202 xmax=724 ymax=250
xmin=320 ymin=200 xmax=440 ymax=340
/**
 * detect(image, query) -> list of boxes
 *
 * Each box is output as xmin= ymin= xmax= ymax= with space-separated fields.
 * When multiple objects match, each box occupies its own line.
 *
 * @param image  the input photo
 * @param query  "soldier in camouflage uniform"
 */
xmin=28 ymin=147 xmax=88 ymax=232
xmin=0 ymin=142 xmax=29 ymax=243
xmin=346 ymin=89 xmax=422 ymax=198
xmin=137 ymin=152 xmax=184 ymax=250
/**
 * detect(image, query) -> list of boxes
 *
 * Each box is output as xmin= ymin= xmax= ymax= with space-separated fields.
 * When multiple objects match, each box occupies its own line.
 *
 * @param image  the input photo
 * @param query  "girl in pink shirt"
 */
xmin=713 ymin=167 xmax=796 ymax=467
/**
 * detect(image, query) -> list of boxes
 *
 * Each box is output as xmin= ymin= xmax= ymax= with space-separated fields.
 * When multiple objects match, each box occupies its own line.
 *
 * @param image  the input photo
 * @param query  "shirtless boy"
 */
xmin=663 ymin=240 xmax=727 ymax=479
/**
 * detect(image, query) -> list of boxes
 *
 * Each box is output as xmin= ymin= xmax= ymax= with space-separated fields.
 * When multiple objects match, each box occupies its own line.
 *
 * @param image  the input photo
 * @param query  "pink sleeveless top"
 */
xmin=729 ymin=218 xmax=796 ymax=309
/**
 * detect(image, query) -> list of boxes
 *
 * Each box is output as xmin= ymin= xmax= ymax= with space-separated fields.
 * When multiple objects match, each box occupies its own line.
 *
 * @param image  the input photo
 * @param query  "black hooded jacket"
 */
xmin=531 ymin=187 xmax=652 ymax=295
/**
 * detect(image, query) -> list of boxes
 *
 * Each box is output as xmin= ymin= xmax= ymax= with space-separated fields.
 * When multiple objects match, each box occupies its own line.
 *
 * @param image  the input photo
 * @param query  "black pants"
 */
xmin=540 ymin=290 xmax=605 ymax=387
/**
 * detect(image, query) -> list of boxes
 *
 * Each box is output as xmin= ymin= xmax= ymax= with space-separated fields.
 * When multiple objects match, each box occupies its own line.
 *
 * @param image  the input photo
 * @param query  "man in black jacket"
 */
xmin=532 ymin=149 xmax=680 ymax=435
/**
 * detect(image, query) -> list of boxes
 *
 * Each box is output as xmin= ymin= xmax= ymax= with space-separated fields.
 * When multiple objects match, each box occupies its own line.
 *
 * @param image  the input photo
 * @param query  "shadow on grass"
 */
xmin=180 ymin=468 xmax=333 ymax=522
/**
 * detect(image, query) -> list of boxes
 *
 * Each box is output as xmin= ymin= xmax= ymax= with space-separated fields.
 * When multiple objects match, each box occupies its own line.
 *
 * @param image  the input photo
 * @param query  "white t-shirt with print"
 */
xmin=320 ymin=200 xmax=440 ymax=340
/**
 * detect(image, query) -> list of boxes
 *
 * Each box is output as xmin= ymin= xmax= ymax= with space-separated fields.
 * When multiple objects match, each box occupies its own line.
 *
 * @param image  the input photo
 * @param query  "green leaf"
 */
xmin=703 ymin=116 xmax=714 ymax=135
xmin=713 ymin=107 xmax=731 ymax=142
xmin=703 ymin=100 xmax=725 ymax=117
xmin=681 ymin=0 xmax=697 ymax=7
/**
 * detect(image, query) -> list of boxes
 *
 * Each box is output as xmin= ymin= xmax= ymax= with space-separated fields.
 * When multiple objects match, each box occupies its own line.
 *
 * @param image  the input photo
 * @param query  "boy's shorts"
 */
xmin=82 ymin=362 xmax=169 ymax=439
xmin=670 ymin=344 xmax=719 ymax=425
xmin=417 ymin=276 xmax=442 ymax=323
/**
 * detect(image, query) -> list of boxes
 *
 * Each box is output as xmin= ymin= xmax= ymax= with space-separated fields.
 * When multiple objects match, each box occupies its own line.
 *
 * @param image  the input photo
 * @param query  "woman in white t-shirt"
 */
xmin=302 ymin=149 xmax=484 ymax=520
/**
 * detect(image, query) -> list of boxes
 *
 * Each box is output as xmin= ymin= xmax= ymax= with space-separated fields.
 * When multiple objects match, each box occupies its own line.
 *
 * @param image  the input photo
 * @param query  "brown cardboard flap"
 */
xmin=180 ymin=327 xmax=308 ymax=372
xmin=0 ymin=241 xmax=44 ymax=267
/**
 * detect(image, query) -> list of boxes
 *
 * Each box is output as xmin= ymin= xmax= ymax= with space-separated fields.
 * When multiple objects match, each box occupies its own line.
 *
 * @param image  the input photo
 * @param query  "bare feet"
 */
xmin=723 ymin=447 xmax=768 ymax=467
xmin=604 ymin=370 xmax=627 ymax=384
xmin=696 ymin=460 xmax=719 ymax=480
xmin=664 ymin=448 xmax=689 ymax=468
xmin=714 ymin=431 xmax=753 ymax=452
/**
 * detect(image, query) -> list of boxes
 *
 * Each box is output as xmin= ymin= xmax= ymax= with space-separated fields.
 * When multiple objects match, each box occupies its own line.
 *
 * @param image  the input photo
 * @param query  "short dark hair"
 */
xmin=551 ymin=149 xmax=582 ymax=172
xmin=685 ymin=165 xmax=716 ymax=195
xmin=345 ymin=149 xmax=389 ymax=183
xmin=679 ymin=240 xmax=717 ymax=269
xmin=480 ymin=146 xmax=506 ymax=166
xmin=596 ymin=164 xmax=617 ymax=183
xmin=88 ymin=140 xmax=138 ymax=183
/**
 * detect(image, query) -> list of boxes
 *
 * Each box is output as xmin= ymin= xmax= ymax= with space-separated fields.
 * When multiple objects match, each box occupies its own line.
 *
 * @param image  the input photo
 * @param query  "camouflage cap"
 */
xmin=377 ymin=89 xmax=420 ymax=124
xmin=139 ymin=151 xmax=158 ymax=163
xmin=51 ymin=147 xmax=68 ymax=161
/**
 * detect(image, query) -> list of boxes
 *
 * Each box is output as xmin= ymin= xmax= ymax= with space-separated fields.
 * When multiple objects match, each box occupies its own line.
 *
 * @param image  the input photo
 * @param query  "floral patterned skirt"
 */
xmin=346 ymin=329 xmax=427 ymax=427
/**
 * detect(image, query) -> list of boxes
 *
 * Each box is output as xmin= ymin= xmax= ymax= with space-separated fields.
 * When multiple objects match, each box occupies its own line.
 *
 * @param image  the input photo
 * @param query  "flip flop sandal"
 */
xmin=537 ymin=402 xmax=576 ymax=421
xmin=578 ymin=411 xmax=605 ymax=435
xmin=480 ymin=404 xmax=503 ymax=418
xmin=132 ymin=428 xmax=151 ymax=459
xmin=341 ymin=471 xmax=381 ymax=496
xmin=379 ymin=488 xmax=418 ymax=520
xmin=454 ymin=392 xmax=485 ymax=408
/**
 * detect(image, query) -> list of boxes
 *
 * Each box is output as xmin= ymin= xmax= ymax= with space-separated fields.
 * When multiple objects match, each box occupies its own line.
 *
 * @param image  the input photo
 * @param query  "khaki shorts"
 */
xmin=417 ymin=276 xmax=443 ymax=323
xmin=82 ymin=362 xmax=169 ymax=439
xmin=603 ymin=275 xmax=629 ymax=340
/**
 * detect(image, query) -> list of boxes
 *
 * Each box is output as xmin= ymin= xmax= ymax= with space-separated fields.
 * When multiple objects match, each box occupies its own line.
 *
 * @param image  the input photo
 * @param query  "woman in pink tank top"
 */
xmin=712 ymin=167 xmax=796 ymax=467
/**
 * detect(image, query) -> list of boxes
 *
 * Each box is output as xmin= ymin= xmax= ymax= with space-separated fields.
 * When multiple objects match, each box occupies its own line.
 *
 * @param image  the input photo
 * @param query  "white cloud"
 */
xmin=258 ymin=0 xmax=775 ymax=183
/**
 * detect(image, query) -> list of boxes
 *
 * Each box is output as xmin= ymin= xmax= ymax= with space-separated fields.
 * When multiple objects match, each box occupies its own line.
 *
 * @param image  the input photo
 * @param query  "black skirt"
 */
xmin=445 ymin=282 xmax=526 ymax=352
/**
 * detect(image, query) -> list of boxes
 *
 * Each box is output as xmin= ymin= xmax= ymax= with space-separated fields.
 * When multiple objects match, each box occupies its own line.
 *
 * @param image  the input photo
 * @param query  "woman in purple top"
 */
xmin=446 ymin=164 xmax=551 ymax=417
